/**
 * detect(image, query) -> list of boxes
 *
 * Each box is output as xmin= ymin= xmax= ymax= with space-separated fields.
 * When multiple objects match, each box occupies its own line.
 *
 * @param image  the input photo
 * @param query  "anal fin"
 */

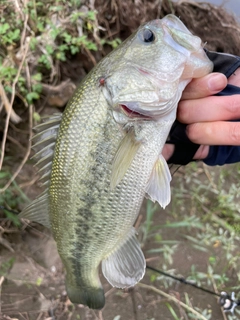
xmin=102 ymin=228 xmax=145 ymax=288
xmin=146 ymin=154 xmax=172 ymax=209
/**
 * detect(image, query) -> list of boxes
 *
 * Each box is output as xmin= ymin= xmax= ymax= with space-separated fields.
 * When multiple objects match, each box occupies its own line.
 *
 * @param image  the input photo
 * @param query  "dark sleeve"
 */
xmin=167 ymin=50 xmax=240 ymax=166
xmin=204 ymin=145 xmax=240 ymax=166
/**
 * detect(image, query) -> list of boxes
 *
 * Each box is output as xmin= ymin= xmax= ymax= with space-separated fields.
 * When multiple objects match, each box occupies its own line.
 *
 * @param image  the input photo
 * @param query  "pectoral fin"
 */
xmin=146 ymin=154 xmax=172 ymax=209
xmin=102 ymin=228 xmax=145 ymax=288
xmin=110 ymin=129 xmax=140 ymax=189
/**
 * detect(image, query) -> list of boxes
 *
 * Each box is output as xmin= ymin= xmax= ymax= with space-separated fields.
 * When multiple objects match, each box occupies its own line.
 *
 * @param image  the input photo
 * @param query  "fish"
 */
xmin=20 ymin=14 xmax=213 ymax=310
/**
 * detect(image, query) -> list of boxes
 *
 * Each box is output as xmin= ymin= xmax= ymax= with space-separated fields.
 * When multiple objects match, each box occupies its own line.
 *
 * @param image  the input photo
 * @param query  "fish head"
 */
xmin=102 ymin=14 xmax=213 ymax=122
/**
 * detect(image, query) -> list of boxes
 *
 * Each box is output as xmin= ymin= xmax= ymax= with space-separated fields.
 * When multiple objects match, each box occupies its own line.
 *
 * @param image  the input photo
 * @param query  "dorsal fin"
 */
xmin=19 ymin=113 xmax=62 ymax=228
xmin=19 ymin=191 xmax=50 ymax=228
xmin=31 ymin=113 xmax=62 ymax=187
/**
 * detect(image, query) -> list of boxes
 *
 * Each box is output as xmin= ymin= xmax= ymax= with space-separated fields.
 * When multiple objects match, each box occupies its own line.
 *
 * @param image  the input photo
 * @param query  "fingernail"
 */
xmin=208 ymin=74 xmax=227 ymax=92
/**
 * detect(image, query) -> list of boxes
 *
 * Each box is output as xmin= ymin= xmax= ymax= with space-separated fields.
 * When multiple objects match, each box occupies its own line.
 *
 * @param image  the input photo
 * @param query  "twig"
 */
xmin=0 ymin=83 xmax=22 ymax=123
xmin=210 ymin=275 xmax=228 ymax=320
xmin=13 ymin=0 xmax=23 ymax=18
xmin=9 ymin=122 xmax=29 ymax=134
xmin=82 ymin=44 xmax=97 ymax=66
xmin=0 ymin=9 xmax=29 ymax=172
xmin=172 ymin=291 xmax=189 ymax=320
xmin=177 ymin=0 xmax=209 ymax=11
xmin=0 ymin=236 xmax=15 ymax=252
xmin=18 ymin=175 xmax=39 ymax=189
xmin=0 ymin=102 xmax=33 ymax=192
xmin=6 ymin=134 xmax=27 ymax=153
xmin=221 ymin=23 xmax=240 ymax=32
xmin=0 ymin=276 xmax=4 ymax=315
xmin=0 ymin=5 xmax=32 ymax=191
xmin=202 ymin=163 xmax=218 ymax=193
xmin=0 ymin=276 xmax=4 ymax=287
xmin=134 ymin=213 xmax=142 ymax=230
xmin=131 ymin=288 xmax=138 ymax=320
xmin=104 ymin=287 xmax=116 ymax=297
xmin=138 ymin=283 xmax=208 ymax=320
xmin=97 ymin=310 xmax=104 ymax=320
xmin=36 ymin=313 xmax=44 ymax=320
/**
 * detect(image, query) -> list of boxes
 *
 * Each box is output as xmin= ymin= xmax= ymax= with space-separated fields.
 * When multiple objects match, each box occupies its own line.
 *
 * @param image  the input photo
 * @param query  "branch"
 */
xmin=138 ymin=283 xmax=208 ymax=320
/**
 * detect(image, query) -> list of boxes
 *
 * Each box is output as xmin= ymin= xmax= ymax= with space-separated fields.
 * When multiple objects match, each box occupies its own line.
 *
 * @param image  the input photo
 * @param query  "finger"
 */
xmin=193 ymin=145 xmax=210 ymax=160
xmin=178 ymin=94 xmax=240 ymax=124
xmin=162 ymin=143 xmax=209 ymax=161
xmin=162 ymin=144 xmax=175 ymax=161
xmin=181 ymin=73 xmax=227 ymax=100
xmin=186 ymin=121 xmax=240 ymax=145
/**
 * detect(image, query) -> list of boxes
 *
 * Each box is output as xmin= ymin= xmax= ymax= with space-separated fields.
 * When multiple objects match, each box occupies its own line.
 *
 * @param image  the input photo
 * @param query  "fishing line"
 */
xmin=1 ymin=206 xmax=239 ymax=313
xmin=146 ymin=264 xmax=240 ymax=314
xmin=146 ymin=265 xmax=219 ymax=296
xmin=170 ymin=164 xmax=182 ymax=176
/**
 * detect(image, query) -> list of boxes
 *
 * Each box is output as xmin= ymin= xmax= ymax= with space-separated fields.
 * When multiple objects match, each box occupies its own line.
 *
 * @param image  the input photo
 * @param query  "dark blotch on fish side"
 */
xmin=67 ymin=131 xmax=113 ymax=307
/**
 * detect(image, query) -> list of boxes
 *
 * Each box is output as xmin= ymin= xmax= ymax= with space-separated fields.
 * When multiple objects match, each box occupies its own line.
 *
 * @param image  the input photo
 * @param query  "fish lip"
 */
xmin=120 ymin=104 xmax=152 ymax=120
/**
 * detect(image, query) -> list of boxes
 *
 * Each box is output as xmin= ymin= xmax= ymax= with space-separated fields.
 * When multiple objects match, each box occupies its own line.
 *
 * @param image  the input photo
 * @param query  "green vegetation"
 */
xmin=0 ymin=0 xmax=100 ymax=109
xmin=0 ymin=165 xmax=29 ymax=226
xmin=0 ymin=0 xmax=121 ymax=108
xmin=0 ymin=0 xmax=121 ymax=192
xmin=1 ymin=1 xmax=240 ymax=319
xmin=139 ymin=162 xmax=240 ymax=319
xmin=0 ymin=257 xmax=15 ymax=277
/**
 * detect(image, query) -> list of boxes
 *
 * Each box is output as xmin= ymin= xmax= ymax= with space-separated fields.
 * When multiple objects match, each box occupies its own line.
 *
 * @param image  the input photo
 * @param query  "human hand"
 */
xmin=163 ymin=69 xmax=240 ymax=161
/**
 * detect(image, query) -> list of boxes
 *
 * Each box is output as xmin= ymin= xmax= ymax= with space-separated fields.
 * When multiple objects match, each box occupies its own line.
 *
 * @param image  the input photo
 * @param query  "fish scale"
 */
xmin=50 ymin=86 xmax=162 ymax=306
xmin=20 ymin=15 xmax=213 ymax=309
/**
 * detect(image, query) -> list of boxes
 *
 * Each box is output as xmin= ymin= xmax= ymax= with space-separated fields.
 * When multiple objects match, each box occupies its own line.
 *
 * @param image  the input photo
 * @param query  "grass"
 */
xmin=0 ymin=164 xmax=30 ymax=227
xmin=0 ymin=0 xmax=121 ymax=192
xmin=1 ymin=1 xmax=240 ymax=319
xmin=140 ymin=161 xmax=240 ymax=319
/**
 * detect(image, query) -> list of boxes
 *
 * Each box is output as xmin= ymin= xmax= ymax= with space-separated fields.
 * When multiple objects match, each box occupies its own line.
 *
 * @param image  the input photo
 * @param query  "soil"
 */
xmin=0 ymin=196 xmax=231 ymax=320
xmin=1 ymin=1 xmax=240 ymax=319
xmin=2 ymin=186 xmax=238 ymax=320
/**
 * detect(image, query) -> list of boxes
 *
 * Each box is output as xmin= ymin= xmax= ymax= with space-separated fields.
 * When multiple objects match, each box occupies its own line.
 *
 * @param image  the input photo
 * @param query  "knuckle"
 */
xmin=186 ymin=123 xmax=203 ymax=143
xmin=194 ymin=145 xmax=209 ymax=160
xmin=230 ymin=123 xmax=240 ymax=144
xmin=178 ymin=101 xmax=190 ymax=122
xmin=226 ymin=95 xmax=240 ymax=116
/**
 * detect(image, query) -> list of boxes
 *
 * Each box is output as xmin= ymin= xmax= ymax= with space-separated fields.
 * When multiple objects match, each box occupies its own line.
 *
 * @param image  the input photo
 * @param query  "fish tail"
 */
xmin=66 ymin=283 xmax=105 ymax=309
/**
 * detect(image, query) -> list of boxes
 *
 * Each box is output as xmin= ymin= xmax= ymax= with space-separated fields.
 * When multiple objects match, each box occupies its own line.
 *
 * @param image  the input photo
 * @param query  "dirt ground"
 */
xmin=1 ymin=179 xmax=239 ymax=320
xmin=0 ymin=196 xmax=234 ymax=320
xmin=1 ymin=1 xmax=240 ymax=319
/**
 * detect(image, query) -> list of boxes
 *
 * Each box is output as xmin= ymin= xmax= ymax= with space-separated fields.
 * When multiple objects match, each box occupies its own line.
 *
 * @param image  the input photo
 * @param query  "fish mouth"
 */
xmin=120 ymin=104 xmax=151 ymax=120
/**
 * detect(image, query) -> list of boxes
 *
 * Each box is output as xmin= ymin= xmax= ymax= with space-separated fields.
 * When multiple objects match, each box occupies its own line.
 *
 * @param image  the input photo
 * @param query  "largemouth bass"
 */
xmin=20 ymin=15 xmax=213 ymax=309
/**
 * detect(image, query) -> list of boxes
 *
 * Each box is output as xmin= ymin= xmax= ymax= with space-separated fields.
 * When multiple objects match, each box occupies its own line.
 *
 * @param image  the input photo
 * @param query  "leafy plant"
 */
xmin=0 ymin=167 xmax=29 ymax=226
xmin=142 ymin=162 xmax=240 ymax=319
xmin=0 ymin=257 xmax=15 ymax=276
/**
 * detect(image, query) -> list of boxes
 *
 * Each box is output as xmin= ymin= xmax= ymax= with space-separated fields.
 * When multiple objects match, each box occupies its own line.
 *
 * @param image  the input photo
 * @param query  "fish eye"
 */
xmin=141 ymin=28 xmax=155 ymax=43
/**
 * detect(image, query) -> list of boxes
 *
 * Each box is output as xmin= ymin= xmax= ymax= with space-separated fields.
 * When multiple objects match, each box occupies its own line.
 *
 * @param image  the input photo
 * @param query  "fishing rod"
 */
xmin=146 ymin=265 xmax=240 ymax=314
xmin=1 ymin=206 xmax=240 ymax=313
